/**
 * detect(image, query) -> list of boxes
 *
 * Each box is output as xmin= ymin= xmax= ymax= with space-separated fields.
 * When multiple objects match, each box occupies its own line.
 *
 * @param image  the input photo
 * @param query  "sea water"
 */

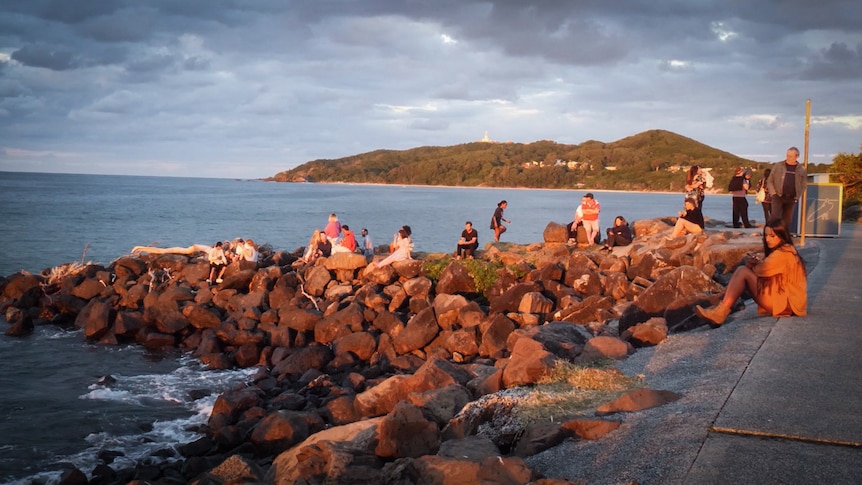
xmin=0 ymin=172 xmax=742 ymax=482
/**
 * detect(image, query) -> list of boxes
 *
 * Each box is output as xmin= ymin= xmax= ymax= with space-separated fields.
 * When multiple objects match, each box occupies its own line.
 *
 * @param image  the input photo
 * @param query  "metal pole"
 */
xmin=800 ymin=99 xmax=810 ymax=246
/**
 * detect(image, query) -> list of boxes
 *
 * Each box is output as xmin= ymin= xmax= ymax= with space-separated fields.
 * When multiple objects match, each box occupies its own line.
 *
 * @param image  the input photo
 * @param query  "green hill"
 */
xmin=267 ymin=129 xmax=774 ymax=192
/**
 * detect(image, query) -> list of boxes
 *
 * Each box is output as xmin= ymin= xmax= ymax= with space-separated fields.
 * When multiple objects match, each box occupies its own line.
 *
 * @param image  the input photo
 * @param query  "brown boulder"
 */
xmin=272 ymin=344 xmax=334 ymax=378
xmin=543 ymin=221 xmax=569 ymax=243
xmin=596 ymin=388 xmax=682 ymax=416
xmin=250 ymin=410 xmax=325 ymax=456
xmin=278 ymin=307 xmax=322 ymax=332
xmin=333 ymin=331 xmax=377 ymax=362
xmin=435 ymin=262 xmax=478 ymax=295
xmin=374 ymin=401 xmax=440 ymax=458
xmin=182 ymin=304 xmax=222 ymax=329
xmin=502 ymin=337 xmax=556 ymax=388
xmin=623 ymin=317 xmax=669 ymax=347
xmin=403 ymin=276 xmax=433 ymax=297
xmin=555 ymin=294 xmax=615 ymax=325
xmin=479 ymin=313 xmax=516 ymax=358
xmin=618 ymin=265 xmax=724 ymax=333
xmin=488 ymin=282 xmax=541 ymax=314
xmin=74 ymin=299 xmax=113 ymax=340
xmin=314 ymin=303 xmax=364 ymax=344
xmin=71 ymin=278 xmax=107 ymax=300
xmin=579 ymin=335 xmax=632 ymax=362
xmin=518 ymin=291 xmax=553 ymax=314
xmin=393 ymin=306 xmax=439 ymax=355
xmin=561 ymin=418 xmax=622 ymax=440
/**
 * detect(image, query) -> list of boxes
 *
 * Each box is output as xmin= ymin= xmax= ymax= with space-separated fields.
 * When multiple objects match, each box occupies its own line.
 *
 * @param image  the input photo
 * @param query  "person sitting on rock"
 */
xmin=206 ymin=241 xmax=228 ymax=284
xmin=601 ymin=216 xmax=632 ymax=252
xmin=324 ymin=213 xmax=342 ymax=245
xmin=332 ymin=224 xmax=358 ymax=253
xmin=301 ymin=230 xmax=322 ymax=262
xmin=314 ymin=231 xmax=332 ymax=259
xmin=696 ymin=218 xmax=807 ymax=326
xmin=667 ymin=198 xmax=704 ymax=240
xmin=455 ymin=221 xmax=479 ymax=259
xmin=369 ymin=225 xmax=412 ymax=269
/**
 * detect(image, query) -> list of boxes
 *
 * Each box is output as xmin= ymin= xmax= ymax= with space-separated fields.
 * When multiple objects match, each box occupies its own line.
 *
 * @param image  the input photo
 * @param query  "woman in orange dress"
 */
xmin=696 ymin=218 xmax=807 ymax=326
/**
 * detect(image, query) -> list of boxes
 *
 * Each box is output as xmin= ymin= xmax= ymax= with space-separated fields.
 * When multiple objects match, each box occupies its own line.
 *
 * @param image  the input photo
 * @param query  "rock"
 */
xmin=618 ymin=265 xmax=724 ymax=334
xmin=206 ymin=454 xmax=265 ymax=483
xmin=435 ymin=262 xmax=478 ymax=295
xmin=437 ymin=435 xmax=501 ymax=461
xmin=333 ymin=331 xmax=377 ymax=361
xmin=513 ymin=420 xmax=568 ymax=457
xmin=75 ymin=299 xmax=113 ymax=340
xmin=272 ymin=344 xmax=334 ymax=379
xmin=250 ymin=410 xmax=325 ymax=456
xmin=304 ymin=265 xmax=334 ymax=296
xmin=543 ymin=221 xmax=569 ymax=243
xmin=403 ymin=276 xmax=433 ymax=297
xmin=393 ymin=306 xmax=439 ymax=355
xmin=479 ymin=313 xmax=516 ymax=358
xmin=279 ymin=307 xmax=322 ymax=332
xmin=560 ymin=418 xmax=622 ymax=440
xmin=502 ymin=337 xmax=556 ymax=388
xmin=489 ymin=282 xmax=541 ymax=314
xmin=555 ymin=294 xmax=615 ymax=325
xmin=182 ymin=304 xmax=222 ymax=329
xmin=623 ymin=317 xmax=669 ymax=347
xmin=518 ymin=291 xmax=553 ymax=314
xmin=407 ymin=384 xmax=473 ymax=426
xmin=578 ymin=335 xmax=632 ymax=362
xmin=374 ymin=401 xmax=441 ymax=458
xmin=595 ymin=388 xmax=682 ymax=416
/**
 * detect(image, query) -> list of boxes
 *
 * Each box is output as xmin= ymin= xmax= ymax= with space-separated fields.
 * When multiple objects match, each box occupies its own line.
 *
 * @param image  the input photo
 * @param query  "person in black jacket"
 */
xmin=667 ymin=198 xmax=704 ymax=239
xmin=601 ymin=216 xmax=633 ymax=252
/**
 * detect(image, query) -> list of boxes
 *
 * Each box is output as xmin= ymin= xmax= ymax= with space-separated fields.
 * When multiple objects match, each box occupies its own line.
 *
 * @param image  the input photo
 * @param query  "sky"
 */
xmin=1 ymin=1 xmax=861 ymax=179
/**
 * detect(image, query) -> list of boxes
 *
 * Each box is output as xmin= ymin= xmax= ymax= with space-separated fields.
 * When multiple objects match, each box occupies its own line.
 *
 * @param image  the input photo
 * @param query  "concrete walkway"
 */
xmin=685 ymin=223 xmax=862 ymax=484
xmin=526 ymin=223 xmax=862 ymax=485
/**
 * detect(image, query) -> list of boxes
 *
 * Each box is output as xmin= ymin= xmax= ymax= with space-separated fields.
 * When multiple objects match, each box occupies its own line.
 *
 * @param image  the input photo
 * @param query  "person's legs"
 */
xmin=741 ymin=198 xmax=752 ymax=228
xmin=762 ymin=202 xmax=771 ymax=224
xmin=731 ymin=197 xmax=742 ymax=227
xmin=697 ymin=266 xmax=760 ymax=325
xmin=781 ymin=199 xmax=796 ymax=229
xmin=771 ymin=197 xmax=786 ymax=227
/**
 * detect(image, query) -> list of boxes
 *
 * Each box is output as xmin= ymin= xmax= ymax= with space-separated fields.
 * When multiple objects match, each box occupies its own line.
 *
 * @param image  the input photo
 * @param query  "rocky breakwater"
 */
xmin=0 ymin=217 xmax=764 ymax=484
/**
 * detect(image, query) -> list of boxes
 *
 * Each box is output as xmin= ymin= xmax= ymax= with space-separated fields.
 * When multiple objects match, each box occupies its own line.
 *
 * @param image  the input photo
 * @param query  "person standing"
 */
xmin=728 ymin=167 xmax=753 ymax=228
xmin=360 ymin=228 xmax=373 ymax=257
xmin=490 ymin=200 xmax=510 ymax=242
xmin=756 ymin=168 xmax=773 ymax=224
xmin=684 ymin=165 xmax=706 ymax=207
xmin=455 ymin=221 xmax=479 ymax=259
xmin=767 ymin=147 xmax=808 ymax=230
xmin=575 ymin=193 xmax=600 ymax=245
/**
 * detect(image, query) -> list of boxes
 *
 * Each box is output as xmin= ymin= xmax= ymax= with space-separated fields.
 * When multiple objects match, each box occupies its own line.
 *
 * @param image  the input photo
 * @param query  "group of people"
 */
xmin=685 ymin=146 xmax=809 ymax=326
xmin=130 ymin=239 xmax=259 ymax=286
xmin=301 ymin=213 xmax=375 ymax=264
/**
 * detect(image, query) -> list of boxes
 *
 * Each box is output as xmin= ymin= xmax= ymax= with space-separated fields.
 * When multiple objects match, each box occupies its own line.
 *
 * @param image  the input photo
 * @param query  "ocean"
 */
xmin=0 ymin=172 xmax=742 ymax=483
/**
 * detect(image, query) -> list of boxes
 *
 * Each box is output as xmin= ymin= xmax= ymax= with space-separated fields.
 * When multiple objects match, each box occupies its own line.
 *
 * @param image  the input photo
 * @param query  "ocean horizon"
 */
xmin=0 ymin=171 xmax=740 ymax=278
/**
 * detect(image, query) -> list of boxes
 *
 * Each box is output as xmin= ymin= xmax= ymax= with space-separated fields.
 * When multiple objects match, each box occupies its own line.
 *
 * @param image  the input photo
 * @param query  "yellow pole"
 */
xmin=801 ymin=99 xmax=810 ymax=246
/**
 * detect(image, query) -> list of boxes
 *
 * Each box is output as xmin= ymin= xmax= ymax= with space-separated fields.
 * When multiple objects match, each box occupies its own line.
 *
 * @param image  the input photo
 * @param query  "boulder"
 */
xmin=502 ymin=337 xmax=556 ymax=388
xmin=435 ymin=262 xmax=478 ymax=295
xmin=272 ymin=345 xmax=334 ymax=378
xmin=623 ymin=317 xmax=669 ymax=347
xmin=75 ymin=299 xmax=113 ymax=340
xmin=542 ymin=221 xmax=569 ymax=244
xmin=393 ymin=306 xmax=439 ymax=355
xmin=250 ymin=410 xmax=325 ymax=456
xmin=595 ymin=388 xmax=682 ymax=416
xmin=374 ymin=401 xmax=440 ymax=458
xmin=304 ymin=265 xmax=332 ymax=296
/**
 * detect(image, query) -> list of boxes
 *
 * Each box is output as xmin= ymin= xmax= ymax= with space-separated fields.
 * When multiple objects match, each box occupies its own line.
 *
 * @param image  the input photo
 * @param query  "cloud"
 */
xmin=0 ymin=1 xmax=861 ymax=177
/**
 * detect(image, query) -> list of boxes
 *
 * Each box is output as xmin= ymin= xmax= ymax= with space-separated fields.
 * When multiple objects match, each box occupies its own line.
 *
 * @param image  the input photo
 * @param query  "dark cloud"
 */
xmin=11 ymin=44 xmax=79 ymax=70
xmin=800 ymin=42 xmax=862 ymax=80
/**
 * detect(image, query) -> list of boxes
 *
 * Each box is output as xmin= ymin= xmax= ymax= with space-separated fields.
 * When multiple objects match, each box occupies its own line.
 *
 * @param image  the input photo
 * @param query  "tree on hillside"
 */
xmin=829 ymin=147 xmax=862 ymax=208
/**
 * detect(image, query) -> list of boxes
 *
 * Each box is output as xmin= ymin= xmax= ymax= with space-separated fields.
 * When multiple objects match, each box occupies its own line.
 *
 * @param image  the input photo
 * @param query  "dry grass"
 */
xmin=513 ymin=361 xmax=643 ymax=424
xmin=43 ymin=261 xmax=89 ymax=285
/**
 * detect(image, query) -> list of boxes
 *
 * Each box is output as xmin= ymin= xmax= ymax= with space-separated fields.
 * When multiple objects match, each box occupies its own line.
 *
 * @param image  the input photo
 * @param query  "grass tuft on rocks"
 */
xmin=514 ymin=361 xmax=643 ymax=423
